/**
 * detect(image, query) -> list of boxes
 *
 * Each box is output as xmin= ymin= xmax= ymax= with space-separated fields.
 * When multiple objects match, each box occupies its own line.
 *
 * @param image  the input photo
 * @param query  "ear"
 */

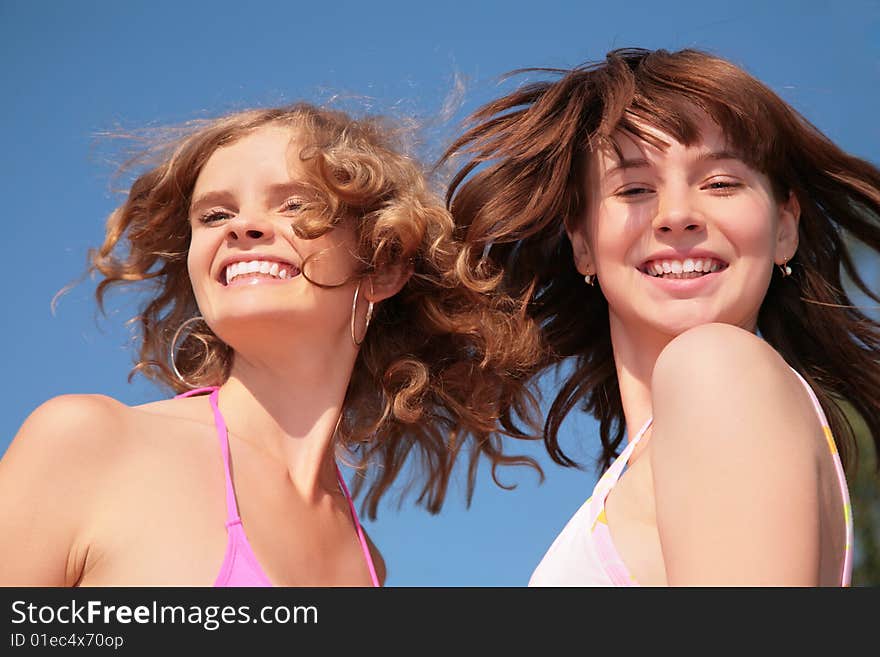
xmin=364 ymin=263 xmax=413 ymax=303
xmin=774 ymin=191 xmax=801 ymax=264
xmin=566 ymin=219 xmax=594 ymax=277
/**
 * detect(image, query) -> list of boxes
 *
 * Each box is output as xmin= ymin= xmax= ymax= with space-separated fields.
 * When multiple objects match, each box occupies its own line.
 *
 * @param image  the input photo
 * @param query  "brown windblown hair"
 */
xmin=90 ymin=102 xmax=544 ymax=518
xmin=442 ymin=48 xmax=880 ymax=474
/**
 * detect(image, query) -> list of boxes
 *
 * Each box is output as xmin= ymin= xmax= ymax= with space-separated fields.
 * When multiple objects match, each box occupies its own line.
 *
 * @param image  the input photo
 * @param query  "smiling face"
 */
xmin=187 ymin=123 xmax=363 ymax=350
xmin=568 ymin=115 xmax=800 ymax=339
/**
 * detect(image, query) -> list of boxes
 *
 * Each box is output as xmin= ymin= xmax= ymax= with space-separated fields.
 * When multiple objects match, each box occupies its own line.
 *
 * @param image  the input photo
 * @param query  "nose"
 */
xmin=225 ymin=210 xmax=275 ymax=242
xmin=653 ymin=188 xmax=705 ymax=235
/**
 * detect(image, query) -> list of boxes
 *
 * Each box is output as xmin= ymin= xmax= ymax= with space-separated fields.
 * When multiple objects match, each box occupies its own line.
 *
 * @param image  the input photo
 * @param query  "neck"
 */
xmin=608 ymin=312 xmax=669 ymax=446
xmin=215 ymin=327 xmax=359 ymax=502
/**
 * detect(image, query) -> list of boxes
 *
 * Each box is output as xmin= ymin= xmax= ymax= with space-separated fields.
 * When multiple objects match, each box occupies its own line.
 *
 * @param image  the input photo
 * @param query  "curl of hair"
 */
xmin=442 ymin=48 xmax=880 ymax=475
xmin=90 ymin=102 xmax=545 ymax=518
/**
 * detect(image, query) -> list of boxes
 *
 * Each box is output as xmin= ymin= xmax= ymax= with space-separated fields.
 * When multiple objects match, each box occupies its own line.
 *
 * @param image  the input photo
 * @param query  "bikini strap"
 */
xmin=175 ymin=386 xmax=219 ymax=399
xmin=589 ymin=416 xmax=653 ymax=526
xmin=788 ymin=368 xmax=854 ymax=586
xmin=175 ymin=386 xmax=240 ymax=527
xmin=335 ymin=466 xmax=381 ymax=587
xmin=201 ymin=389 xmax=244 ymax=528
xmin=176 ymin=386 xmax=379 ymax=585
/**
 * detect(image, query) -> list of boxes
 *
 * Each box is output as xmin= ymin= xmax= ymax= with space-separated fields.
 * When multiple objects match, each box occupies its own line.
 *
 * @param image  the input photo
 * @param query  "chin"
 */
xmin=209 ymin=309 xmax=297 ymax=338
xmin=608 ymin=282 xmax=765 ymax=342
xmin=641 ymin=305 xmax=729 ymax=339
xmin=651 ymin=309 xmax=761 ymax=340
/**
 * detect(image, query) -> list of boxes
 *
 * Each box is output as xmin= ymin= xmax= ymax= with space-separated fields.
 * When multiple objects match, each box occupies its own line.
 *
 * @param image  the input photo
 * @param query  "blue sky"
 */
xmin=2 ymin=0 xmax=878 ymax=586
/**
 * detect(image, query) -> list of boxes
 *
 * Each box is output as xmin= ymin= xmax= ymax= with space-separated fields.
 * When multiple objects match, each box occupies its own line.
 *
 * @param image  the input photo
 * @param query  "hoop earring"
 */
xmin=170 ymin=316 xmax=210 ymax=389
xmin=778 ymin=257 xmax=793 ymax=278
xmin=351 ymin=280 xmax=374 ymax=346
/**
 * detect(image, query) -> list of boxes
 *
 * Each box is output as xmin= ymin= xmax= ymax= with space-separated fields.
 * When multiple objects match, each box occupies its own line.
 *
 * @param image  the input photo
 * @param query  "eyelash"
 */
xmin=704 ymin=180 xmax=742 ymax=191
xmin=198 ymin=209 xmax=233 ymax=224
xmin=614 ymin=180 xmax=743 ymax=198
xmin=196 ymin=198 xmax=306 ymax=224
xmin=617 ymin=187 xmax=652 ymax=197
xmin=282 ymin=197 xmax=305 ymax=212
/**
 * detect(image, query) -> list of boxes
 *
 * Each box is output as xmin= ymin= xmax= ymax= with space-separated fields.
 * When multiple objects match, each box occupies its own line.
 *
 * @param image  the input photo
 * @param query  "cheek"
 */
xmin=186 ymin=235 xmax=214 ymax=308
xmin=301 ymin=245 xmax=358 ymax=286
xmin=299 ymin=229 xmax=362 ymax=287
xmin=717 ymin=197 xmax=779 ymax=255
xmin=591 ymin=204 xmax=641 ymax=269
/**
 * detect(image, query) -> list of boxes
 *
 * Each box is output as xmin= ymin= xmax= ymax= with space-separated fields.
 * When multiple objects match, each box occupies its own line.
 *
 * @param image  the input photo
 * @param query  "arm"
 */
xmin=0 ymin=395 xmax=122 ymax=585
xmin=649 ymin=324 xmax=822 ymax=586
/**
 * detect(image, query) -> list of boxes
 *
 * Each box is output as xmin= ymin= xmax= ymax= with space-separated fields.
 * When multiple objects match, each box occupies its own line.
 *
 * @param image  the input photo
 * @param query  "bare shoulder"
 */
xmin=653 ymin=323 xmax=789 ymax=386
xmin=648 ymin=324 xmax=826 ymax=584
xmin=132 ymin=392 xmax=222 ymax=428
xmin=7 ymin=394 xmax=133 ymax=463
xmin=2 ymin=392 xmax=185 ymax=504
xmin=649 ymin=321 xmax=822 ymax=518
xmin=650 ymin=322 xmax=815 ymax=440
xmin=1 ymin=393 xmax=155 ymax=506
xmin=0 ymin=394 xmax=139 ymax=585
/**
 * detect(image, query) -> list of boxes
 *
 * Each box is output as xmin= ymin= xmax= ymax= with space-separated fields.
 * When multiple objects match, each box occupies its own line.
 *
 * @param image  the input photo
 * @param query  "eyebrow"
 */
xmin=189 ymin=182 xmax=314 ymax=217
xmin=696 ymin=150 xmax=743 ymax=164
xmin=603 ymin=158 xmax=650 ymax=178
xmin=603 ymin=150 xmax=744 ymax=178
xmin=189 ymin=190 xmax=234 ymax=217
xmin=264 ymin=181 xmax=313 ymax=199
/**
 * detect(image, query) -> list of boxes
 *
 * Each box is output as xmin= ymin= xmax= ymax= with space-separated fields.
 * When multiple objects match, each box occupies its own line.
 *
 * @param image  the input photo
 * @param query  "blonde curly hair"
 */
xmin=91 ymin=102 xmax=544 ymax=517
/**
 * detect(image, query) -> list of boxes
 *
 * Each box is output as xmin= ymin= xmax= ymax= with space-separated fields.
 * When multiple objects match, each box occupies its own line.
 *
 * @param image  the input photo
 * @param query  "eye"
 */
xmin=703 ymin=178 xmax=743 ymax=193
xmin=615 ymin=186 xmax=654 ymax=198
xmin=282 ymin=197 xmax=307 ymax=212
xmin=198 ymin=208 xmax=234 ymax=224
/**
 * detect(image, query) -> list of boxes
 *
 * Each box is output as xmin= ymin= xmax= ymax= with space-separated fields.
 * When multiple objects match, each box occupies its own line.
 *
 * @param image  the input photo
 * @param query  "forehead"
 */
xmin=595 ymin=115 xmax=730 ymax=172
xmin=194 ymin=124 xmax=307 ymax=193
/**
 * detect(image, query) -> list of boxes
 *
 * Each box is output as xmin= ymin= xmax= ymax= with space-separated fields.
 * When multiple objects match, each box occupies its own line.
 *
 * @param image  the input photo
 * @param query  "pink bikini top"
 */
xmin=177 ymin=387 xmax=380 ymax=587
xmin=529 ymin=369 xmax=854 ymax=586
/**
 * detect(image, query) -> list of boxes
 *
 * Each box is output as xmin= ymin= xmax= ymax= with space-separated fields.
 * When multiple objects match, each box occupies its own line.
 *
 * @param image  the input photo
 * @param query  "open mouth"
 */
xmin=221 ymin=259 xmax=302 ymax=286
xmin=638 ymin=257 xmax=728 ymax=280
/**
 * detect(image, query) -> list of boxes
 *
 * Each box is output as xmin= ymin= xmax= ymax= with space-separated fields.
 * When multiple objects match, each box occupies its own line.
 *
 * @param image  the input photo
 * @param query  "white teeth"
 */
xmin=224 ymin=260 xmax=295 ymax=284
xmin=643 ymin=257 xmax=726 ymax=278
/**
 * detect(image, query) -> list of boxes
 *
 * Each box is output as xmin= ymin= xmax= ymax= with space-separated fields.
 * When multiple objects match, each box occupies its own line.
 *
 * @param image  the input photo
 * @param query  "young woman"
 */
xmin=443 ymin=48 xmax=880 ymax=586
xmin=0 ymin=103 xmax=540 ymax=586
